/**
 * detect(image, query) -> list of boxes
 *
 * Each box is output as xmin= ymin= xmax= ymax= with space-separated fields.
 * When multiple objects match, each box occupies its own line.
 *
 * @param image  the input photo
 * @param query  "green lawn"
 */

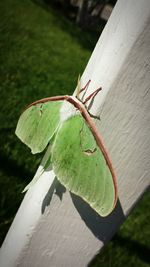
xmin=0 ymin=0 xmax=149 ymax=266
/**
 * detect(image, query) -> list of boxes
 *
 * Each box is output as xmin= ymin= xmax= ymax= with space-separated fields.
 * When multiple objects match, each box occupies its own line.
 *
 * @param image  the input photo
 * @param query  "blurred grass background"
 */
xmin=0 ymin=0 xmax=149 ymax=266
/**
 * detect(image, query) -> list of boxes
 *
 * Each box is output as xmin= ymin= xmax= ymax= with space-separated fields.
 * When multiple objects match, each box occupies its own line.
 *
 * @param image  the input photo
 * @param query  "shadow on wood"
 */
xmin=42 ymin=179 xmax=125 ymax=243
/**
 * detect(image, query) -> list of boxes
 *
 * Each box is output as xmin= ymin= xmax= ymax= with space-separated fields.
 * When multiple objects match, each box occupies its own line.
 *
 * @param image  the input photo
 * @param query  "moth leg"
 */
xmin=83 ymin=87 xmax=102 ymax=120
xmin=83 ymin=87 xmax=102 ymax=105
xmin=79 ymin=79 xmax=91 ymax=94
xmin=76 ymin=80 xmax=102 ymax=120
xmin=87 ymin=110 xmax=100 ymax=120
xmin=76 ymin=79 xmax=91 ymax=101
xmin=80 ymin=80 xmax=91 ymax=102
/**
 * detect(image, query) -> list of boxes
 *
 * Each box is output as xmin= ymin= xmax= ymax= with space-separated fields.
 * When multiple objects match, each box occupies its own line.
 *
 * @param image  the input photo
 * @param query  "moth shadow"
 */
xmin=41 ymin=177 xmax=125 ymax=245
xmin=41 ymin=177 xmax=66 ymax=214
xmin=70 ymin=192 xmax=125 ymax=244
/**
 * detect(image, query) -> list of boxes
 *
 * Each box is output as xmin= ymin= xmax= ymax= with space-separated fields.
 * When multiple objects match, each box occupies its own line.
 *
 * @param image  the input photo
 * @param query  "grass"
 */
xmin=0 ymin=0 xmax=149 ymax=266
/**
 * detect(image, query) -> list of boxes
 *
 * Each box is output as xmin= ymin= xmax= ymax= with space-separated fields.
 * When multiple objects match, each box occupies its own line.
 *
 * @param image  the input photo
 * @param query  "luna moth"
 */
xmin=15 ymin=79 xmax=118 ymax=217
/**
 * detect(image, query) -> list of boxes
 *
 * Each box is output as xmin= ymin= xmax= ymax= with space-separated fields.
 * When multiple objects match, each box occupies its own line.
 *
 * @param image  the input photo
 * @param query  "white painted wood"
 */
xmin=1 ymin=0 xmax=150 ymax=266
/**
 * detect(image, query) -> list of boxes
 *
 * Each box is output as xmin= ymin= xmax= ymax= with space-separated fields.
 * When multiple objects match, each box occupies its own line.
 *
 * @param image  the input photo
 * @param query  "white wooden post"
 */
xmin=1 ymin=0 xmax=150 ymax=266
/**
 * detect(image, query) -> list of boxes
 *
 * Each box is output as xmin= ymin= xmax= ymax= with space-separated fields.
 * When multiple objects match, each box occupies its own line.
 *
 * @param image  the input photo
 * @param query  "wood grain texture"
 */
xmin=0 ymin=0 xmax=150 ymax=266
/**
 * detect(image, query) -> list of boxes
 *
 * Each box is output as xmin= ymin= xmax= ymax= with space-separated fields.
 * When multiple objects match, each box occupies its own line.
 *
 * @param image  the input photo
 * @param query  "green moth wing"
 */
xmin=15 ymin=101 xmax=63 ymax=154
xmin=15 ymin=92 xmax=117 ymax=216
xmin=51 ymin=114 xmax=116 ymax=217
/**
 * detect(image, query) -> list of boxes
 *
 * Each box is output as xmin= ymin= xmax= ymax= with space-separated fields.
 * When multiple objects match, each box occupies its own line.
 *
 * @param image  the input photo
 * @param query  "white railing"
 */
xmin=0 ymin=0 xmax=150 ymax=266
